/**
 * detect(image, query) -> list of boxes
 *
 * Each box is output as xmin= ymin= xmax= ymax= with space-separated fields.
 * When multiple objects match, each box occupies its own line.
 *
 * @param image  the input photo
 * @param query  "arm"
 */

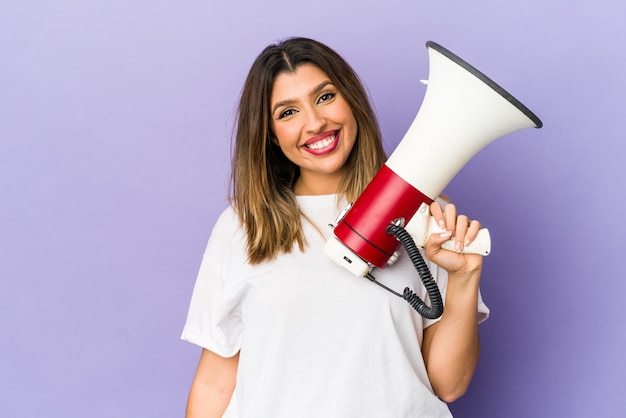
xmin=421 ymin=202 xmax=483 ymax=403
xmin=186 ymin=348 xmax=239 ymax=418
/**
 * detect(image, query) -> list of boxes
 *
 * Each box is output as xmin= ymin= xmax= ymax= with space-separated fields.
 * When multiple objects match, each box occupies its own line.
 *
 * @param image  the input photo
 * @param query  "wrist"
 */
xmin=444 ymin=268 xmax=481 ymax=307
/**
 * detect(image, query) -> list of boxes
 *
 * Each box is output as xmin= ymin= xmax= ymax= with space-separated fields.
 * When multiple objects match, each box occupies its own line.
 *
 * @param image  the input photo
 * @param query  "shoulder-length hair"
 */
xmin=231 ymin=37 xmax=386 ymax=264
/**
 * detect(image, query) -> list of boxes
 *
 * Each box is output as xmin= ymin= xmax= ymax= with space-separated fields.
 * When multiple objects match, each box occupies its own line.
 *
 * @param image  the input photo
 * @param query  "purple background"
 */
xmin=1 ymin=1 xmax=625 ymax=417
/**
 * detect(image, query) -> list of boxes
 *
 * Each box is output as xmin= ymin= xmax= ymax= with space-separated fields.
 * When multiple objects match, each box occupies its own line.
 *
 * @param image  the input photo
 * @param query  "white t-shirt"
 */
xmin=182 ymin=194 xmax=489 ymax=417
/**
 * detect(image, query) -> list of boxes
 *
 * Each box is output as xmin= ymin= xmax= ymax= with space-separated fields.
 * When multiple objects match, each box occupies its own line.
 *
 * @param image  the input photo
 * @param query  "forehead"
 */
xmin=270 ymin=63 xmax=332 ymax=103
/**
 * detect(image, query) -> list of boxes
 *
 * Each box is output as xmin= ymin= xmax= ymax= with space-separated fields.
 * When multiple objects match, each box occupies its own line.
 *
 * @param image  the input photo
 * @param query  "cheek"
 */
xmin=345 ymin=115 xmax=358 ymax=145
xmin=273 ymin=125 xmax=299 ymax=149
xmin=339 ymin=104 xmax=358 ymax=136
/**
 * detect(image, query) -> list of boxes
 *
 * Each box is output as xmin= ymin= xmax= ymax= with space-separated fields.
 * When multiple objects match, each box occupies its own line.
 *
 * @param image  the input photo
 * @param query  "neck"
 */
xmin=294 ymin=172 xmax=343 ymax=196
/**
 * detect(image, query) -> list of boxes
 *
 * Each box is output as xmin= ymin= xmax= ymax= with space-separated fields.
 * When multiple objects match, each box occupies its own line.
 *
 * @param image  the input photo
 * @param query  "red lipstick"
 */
xmin=302 ymin=130 xmax=340 ymax=156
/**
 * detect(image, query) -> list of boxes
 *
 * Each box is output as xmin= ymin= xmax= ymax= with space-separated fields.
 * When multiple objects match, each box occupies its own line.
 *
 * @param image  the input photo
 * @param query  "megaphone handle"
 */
xmin=437 ymin=218 xmax=491 ymax=256
xmin=405 ymin=206 xmax=492 ymax=256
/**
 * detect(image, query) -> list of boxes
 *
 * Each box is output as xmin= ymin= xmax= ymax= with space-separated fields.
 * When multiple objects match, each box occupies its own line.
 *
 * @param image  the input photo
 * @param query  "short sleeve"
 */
xmin=181 ymin=208 xmax=246 ymax=357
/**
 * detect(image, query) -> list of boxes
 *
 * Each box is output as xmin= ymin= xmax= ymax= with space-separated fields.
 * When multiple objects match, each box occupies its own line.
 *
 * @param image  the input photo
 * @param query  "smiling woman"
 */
xmin=229 ymin=38 xmax=387 ymax=265
xmin=181 ymin=37 xmax=489 ymax=418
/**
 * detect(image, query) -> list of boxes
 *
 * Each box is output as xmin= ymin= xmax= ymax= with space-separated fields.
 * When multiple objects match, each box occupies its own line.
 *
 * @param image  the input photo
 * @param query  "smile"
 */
xmin=306 ymin=136 xmax=335 ymax=150
xmin=303 ymin=131 xmax=340 ymax=155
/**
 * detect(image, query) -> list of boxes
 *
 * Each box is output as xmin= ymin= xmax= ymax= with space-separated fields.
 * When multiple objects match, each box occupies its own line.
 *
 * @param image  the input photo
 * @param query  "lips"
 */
xmin=302 ymin=130 xmax=340 ymax=155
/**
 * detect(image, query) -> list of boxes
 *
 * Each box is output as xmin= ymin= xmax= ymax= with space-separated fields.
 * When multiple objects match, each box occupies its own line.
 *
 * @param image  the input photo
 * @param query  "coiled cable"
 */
xmin=365 ymin=223 xmax=444 ymax=319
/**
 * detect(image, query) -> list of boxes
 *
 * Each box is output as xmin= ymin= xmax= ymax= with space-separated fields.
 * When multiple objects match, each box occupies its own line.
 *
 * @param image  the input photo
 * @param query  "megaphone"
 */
xmin=324 ymin=41 xmax=542 ymax=316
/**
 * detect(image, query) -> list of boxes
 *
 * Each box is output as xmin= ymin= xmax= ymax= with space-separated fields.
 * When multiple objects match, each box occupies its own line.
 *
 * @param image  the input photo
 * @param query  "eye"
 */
xmin=277 ymin=108 xmax=297 ymax=119
xmin=317 ymin=92 xmax=336 ymax=104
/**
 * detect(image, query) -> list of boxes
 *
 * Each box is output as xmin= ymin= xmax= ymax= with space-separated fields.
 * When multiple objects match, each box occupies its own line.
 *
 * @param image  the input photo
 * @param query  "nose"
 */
xmin=304 ymin=107 xmax=326 ymax=133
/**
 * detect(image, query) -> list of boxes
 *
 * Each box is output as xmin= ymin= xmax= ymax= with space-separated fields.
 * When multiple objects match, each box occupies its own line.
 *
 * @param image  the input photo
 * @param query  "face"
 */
xmin=270 ymin=63 xmax=358 ymax=195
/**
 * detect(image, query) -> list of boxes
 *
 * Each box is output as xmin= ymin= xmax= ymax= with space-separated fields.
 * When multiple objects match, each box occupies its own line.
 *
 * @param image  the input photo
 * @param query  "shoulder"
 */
xmin=212 ymin=205 xmax=241 ymax=235
xmin=203 ymin=205 xmax=247 ymax=262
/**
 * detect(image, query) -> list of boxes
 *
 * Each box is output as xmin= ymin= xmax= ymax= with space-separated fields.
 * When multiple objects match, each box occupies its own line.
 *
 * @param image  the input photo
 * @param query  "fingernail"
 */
xmin=440 ymin=231 xmax=452 ymax=239
xmin=455 ymin=241 xmax=463 ymax=252
xmin=438 ymin=219 xmax=445 ymax=229
xmin=465 ymin=238 xmax=471 ymax=246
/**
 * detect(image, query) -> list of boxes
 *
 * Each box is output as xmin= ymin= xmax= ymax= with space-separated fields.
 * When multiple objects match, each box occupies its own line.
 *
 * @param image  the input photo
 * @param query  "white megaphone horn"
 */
xmin=324 ymin=41 xmax=543 ymax=279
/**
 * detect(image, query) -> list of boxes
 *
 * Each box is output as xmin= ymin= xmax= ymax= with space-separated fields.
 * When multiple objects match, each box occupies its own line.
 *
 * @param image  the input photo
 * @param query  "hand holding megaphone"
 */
xmin=404 ymin=202 xmax=491 ymax=256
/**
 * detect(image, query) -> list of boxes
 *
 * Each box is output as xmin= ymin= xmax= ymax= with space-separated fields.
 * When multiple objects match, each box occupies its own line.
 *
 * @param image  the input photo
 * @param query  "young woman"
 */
xmin=182 ymin=37 xmax=489 ymax=418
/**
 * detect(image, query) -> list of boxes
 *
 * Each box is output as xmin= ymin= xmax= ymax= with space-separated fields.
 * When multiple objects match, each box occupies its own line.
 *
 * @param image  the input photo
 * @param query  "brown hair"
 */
xmin=231 ymin=37 xmax=386 ymax=264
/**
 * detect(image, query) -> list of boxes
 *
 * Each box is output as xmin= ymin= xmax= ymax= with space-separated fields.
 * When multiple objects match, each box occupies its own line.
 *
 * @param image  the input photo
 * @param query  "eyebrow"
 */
xmin=271 ymin=80 xmax=334 ymax=116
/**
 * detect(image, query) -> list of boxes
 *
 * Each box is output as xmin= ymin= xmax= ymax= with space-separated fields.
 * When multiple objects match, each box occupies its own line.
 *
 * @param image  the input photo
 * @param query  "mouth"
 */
xmin=302 ymin=130 xmax=340 ymax=155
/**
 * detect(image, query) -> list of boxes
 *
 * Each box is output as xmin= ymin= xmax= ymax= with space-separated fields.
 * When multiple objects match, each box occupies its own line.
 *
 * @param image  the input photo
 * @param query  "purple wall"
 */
xmin=1 ymin=1 xmax=624 ymax=417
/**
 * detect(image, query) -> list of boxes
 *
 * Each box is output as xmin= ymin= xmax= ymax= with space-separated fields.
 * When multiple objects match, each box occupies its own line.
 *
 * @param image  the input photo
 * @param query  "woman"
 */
xmin=182 ymin=37 xmax=489 ymax=417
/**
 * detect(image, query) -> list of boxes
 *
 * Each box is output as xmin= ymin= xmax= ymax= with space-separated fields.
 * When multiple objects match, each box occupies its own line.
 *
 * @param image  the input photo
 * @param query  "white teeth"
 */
xmin=306 ymin=135 xmax=335 ymax=150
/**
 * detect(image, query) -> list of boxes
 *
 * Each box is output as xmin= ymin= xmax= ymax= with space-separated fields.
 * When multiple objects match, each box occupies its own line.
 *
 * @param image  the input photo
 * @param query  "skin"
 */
xmin=186 ymin=64 xmax=484 ymax=416
xmin=422 ymin=201 xmax=483 ymax=402
xmin=270 ymin=63 xmax=358 ymax=196
xmin=186 ymin=350 xmax=239 ymax=418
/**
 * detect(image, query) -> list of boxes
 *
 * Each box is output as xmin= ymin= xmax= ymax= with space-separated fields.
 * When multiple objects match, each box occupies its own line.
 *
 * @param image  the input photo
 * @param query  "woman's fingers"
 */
xmin=465 ymin=219 xmax=482 ymax=246
xmin=444 ymin=203 xmax=457 ymax=233
xmin=454 ymin=215 xmax=469 ymax=252
xmin=429 ymin=201 xmax=445 ymax=229
xmin=430 ymin=201 xmax=482 ymax=252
